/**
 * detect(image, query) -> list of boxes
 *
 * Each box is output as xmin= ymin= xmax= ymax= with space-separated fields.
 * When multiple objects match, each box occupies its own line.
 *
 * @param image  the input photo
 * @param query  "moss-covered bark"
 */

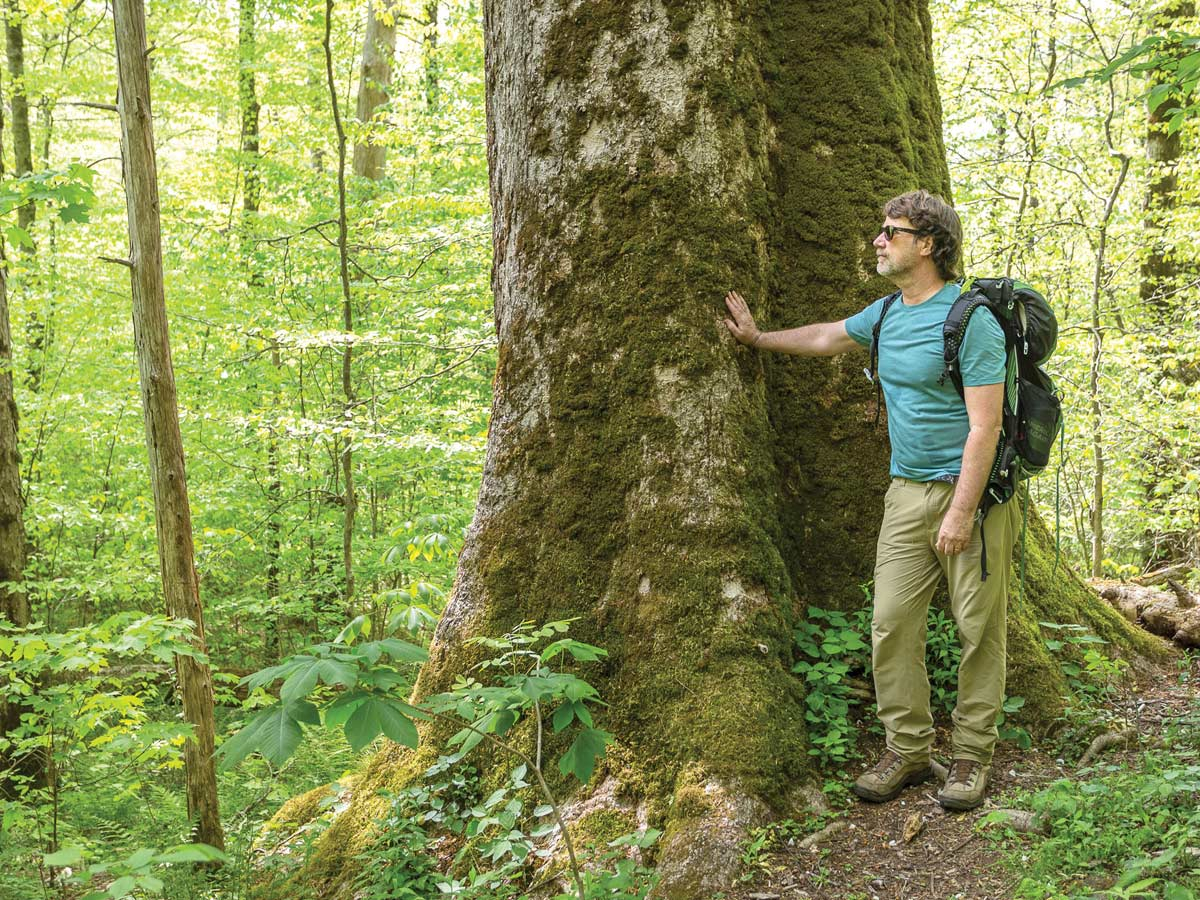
xmin=274 ymin=2 xmax=1159 ymax=896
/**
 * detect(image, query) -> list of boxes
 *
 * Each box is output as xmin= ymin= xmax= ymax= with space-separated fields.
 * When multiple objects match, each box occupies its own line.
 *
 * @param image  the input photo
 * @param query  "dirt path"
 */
xmin=724 ymin=648 xmax=1197 ymax=900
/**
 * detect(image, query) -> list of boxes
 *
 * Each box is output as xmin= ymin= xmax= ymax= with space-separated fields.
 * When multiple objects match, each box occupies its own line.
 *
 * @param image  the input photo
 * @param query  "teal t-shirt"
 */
xmin=845 ymin=283 xmax=1006 ymax=481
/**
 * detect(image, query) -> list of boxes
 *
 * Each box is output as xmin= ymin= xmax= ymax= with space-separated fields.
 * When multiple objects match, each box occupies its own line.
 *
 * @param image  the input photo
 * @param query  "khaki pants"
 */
xmin=871 ymin=478 xmax=1018 ymax=765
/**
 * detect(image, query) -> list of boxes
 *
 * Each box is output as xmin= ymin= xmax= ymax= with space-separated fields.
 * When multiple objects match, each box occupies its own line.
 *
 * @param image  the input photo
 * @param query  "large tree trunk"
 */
xmin=285 ymin=2 xmax=1159 ymax=896
xmin=112 ymin=0 xmax=224 ymax=852
xmin=351 ymin=0 xmax=397 ymax=180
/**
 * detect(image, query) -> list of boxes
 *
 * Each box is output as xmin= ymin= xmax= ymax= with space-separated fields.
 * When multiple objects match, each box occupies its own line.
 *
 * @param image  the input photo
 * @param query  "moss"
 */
xmin=575 ymin=808 xmax=638 ymax=847
xmin=265 ymin=784 xmax=335 ymax=835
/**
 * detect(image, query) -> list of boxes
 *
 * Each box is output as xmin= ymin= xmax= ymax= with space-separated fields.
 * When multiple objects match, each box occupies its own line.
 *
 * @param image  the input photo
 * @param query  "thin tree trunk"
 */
xmin=112 ymin=0 xmax=224 ymax=851
xmin=1141 ymin=1 xmax=1195 ymax=318
xmin=1089 ymin=155 xmax=1131 ymax=579
xmin=239 ymin=0 xmax=261 ymax=216
xmin=352 ymin=0 xmax=397 ymax=179
xmin=5 ymin=0 xmax=31 ymax=241
xmin=238 ymin=0 xmax=281 ymax=654
xmin=0 ymin=250 xmax=33 ymax=793
xmin=325 ymin=0 xmax=356 ymax=609
xmin=423 ymin=0 xmax=439 ymax=111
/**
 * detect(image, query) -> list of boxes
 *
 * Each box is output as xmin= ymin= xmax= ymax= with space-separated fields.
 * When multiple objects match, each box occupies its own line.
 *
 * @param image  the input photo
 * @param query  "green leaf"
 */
xmin=557 ymin=727 xmax=612 ymax=783
xmin=58 ymin=202 xmax=91 ymax=224
xmin=344 ymin=695 xmax=419 ymax=752
xmin=551 ymin=701 xmax=576 ymax=732
xmin=216 ymin=701 xmax=316 ymax=769
xmin=335 ymin=615 xmax=371 ymax=644
xmin=279 ymin=658 xmax=321 ymax=703
xmin=375 ymin=638 xmax=430 ymax=663
xmin=106 ymin=875 xmax=138 ymax=897
xmin=5 ymin=225 xmax=32 ymax=249
xmin=153 ymin=844 xmax=227 ymax=864
xmin=123 ymin=847 xmax=156 ymax=870
xmin=44 ymin=846 xmax=84 ymax=867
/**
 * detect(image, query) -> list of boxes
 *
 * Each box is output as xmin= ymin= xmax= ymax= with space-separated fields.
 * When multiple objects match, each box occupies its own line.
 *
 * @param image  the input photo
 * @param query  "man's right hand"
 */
xmin=724 ymin=291 xmax=761 ymax=346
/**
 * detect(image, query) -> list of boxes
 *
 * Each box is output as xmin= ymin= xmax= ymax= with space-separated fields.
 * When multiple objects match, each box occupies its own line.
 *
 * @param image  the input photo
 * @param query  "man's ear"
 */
xmin=919 ymin=234 xmax=935 ymax=258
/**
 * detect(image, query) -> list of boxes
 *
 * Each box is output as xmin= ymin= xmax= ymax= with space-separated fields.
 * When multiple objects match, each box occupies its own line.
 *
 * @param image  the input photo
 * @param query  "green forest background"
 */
xmin=0 ymin=0 xmax=1196 ymax=897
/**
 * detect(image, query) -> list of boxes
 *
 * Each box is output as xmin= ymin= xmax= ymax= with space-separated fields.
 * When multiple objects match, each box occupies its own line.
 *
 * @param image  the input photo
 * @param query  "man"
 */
xmin=723 ymin=189 xmax=1018 ymax=811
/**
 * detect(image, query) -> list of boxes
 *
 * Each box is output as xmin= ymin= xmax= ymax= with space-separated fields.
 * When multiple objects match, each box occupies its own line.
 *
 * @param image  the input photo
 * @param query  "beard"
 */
xmin=876 ymin=253 xmax=915 ymax=279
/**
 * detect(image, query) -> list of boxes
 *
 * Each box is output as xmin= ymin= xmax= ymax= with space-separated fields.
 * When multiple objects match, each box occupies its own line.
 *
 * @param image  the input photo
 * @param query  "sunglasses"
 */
xmin=879 ymin=225 xmax=926 ymax=241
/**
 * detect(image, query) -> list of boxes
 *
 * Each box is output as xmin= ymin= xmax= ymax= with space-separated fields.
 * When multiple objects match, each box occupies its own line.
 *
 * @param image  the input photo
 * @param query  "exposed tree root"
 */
xmin=983 ymin=808 xmax=1049 ymax=835
xmin=1077 ymin=727 xmax=1136 ymax=768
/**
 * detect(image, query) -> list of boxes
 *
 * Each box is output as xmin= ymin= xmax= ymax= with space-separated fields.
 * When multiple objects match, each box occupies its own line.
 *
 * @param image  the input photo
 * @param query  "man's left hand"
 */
xmin=937 ymin=507 xmax=975 ymax=556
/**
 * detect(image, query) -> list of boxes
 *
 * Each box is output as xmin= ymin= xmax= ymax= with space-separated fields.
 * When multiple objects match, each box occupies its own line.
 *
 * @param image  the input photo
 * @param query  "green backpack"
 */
xmin=869 ymin=276 xmax=1064 ymax=578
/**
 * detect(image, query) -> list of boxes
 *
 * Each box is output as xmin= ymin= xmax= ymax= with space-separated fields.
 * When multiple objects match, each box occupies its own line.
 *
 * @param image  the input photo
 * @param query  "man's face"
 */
xmin=873 ymin=216 xmax=930 ymax=280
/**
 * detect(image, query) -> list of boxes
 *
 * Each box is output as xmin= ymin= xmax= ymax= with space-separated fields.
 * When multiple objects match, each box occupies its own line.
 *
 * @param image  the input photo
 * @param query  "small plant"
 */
xmin=996 ymin=694 xmax=1032 ymax=749
xmin=1040 ymin=621 xmax=1129 ymax=704
xmin=38 ymin=843 xmax=226 ymax=900
xmin=924 ymin=606 xmax=962 ymax=713
xmin=792 ymin=594 xmax=965 ymax=767
xmin=792 ymin=606 xmax=871 ymax=766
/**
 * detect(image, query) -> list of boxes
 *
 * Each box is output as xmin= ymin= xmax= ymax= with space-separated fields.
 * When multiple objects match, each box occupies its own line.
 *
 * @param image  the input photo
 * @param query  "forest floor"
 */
xmin=723 ymin=642 xmax=1199 ymax=900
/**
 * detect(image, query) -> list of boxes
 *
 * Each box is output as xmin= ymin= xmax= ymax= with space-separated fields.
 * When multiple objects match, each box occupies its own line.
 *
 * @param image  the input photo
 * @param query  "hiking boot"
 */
xmin=937 ymin=758 xmax=990 ymax=811
xmin=851 ymin=750 xmax=933 ymax=803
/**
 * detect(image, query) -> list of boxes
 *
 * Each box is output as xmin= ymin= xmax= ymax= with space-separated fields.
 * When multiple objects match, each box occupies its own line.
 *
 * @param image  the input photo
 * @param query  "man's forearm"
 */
xmin=950 ymin=425 xmax=1001 ymax=518
xmin=754 ymin=321 xmax=852 ymax=357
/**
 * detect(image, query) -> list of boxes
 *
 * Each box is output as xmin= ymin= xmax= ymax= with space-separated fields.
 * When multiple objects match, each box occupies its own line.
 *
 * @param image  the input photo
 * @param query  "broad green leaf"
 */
xmin=557 ymin=727 xmax=612 ymax=783
xmin=154 ymin=844 xmax=227 ymax=864
xmin=375 ymin=638 xmax=430 ymax=663
xmin=344 ymin=695 xmax=419 ymax=751
xmin=216 ymin=701 xmax=315 ymax=769
xmin=123 ymin=847 xmax=156 ymax=870
xmin=44 ymin=846 xmax=84 ymax=867
xmin=106 ymin=875 xmax=138 ymax=897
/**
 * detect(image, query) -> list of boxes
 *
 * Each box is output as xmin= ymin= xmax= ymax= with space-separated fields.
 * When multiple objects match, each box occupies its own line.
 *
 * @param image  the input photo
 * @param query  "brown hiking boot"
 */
xmin=851 ymin=750 xmax=933 ymax=803
xmin=937 ymin=758 xmax=990 ymax=811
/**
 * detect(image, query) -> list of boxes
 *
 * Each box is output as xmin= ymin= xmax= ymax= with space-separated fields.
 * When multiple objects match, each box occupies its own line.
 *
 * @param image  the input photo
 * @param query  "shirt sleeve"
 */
xmin=959 ymin=308 xmax=1007 ymax=386
xmin=844 ymin=296 xmax=887 ymax=347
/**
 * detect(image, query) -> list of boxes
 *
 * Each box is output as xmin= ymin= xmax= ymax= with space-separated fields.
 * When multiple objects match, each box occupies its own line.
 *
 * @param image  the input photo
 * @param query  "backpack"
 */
xmin=868 ymin=277 xmax=1064 ymax=579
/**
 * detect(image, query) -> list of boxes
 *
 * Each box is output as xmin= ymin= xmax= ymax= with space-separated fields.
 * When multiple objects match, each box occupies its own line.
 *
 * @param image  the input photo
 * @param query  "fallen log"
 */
xmin=1131 ymin=564 xmax=1192 ymax=587
xmin=1096 ymin=583 xmax=1200 ymax=648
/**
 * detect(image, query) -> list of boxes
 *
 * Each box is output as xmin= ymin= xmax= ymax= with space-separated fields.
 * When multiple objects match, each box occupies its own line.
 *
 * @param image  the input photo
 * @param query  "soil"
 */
xmin=722 ymin=644 xmax=1199 ymax=900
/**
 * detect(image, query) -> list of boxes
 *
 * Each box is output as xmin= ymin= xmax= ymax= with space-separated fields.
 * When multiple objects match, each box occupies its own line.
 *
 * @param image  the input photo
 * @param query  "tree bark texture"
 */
xmin=352 ymin=0 xmax=397 ymax=180
xmin=239 ymin=0 xmax=262 ymax=215
xmin=0 ymin=257 xmax=33 ymax=790
xmin=5 ymin=0 xmax=31 ymax=240
xmin=112 ymin=0 xmax=224 ymax=851
xmin=423 ymin=0 xmax=439 ymax=111
xmin=291 ymin=2 xmax=1160 ymax=895
xmin=1141 ymin=1 xmax=1195 ymax=317
xmin=325 ymin=0 xmax=358 ymax=609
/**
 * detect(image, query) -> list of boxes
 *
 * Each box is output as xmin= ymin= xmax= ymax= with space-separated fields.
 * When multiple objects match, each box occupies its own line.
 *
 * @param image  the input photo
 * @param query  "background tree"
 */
xmin=352 ymin=0 xmax=397 ymax=180
xmin=112 ymin=0 xmax=223 ymax=851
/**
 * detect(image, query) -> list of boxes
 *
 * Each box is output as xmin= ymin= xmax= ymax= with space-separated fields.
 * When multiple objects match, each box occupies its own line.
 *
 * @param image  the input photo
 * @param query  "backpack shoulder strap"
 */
xmin=867 ymin=291 xmax=902 ymax=428
xmin=940 ymin=283 xmax=1000 ymax=399
xmin=867 ymin=291 xmax=902 ymax=384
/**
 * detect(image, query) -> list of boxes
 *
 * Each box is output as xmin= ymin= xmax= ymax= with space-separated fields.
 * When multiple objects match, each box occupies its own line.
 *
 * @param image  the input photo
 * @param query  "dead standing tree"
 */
xmin=111 ymin=0 xmax=224 ymax=851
